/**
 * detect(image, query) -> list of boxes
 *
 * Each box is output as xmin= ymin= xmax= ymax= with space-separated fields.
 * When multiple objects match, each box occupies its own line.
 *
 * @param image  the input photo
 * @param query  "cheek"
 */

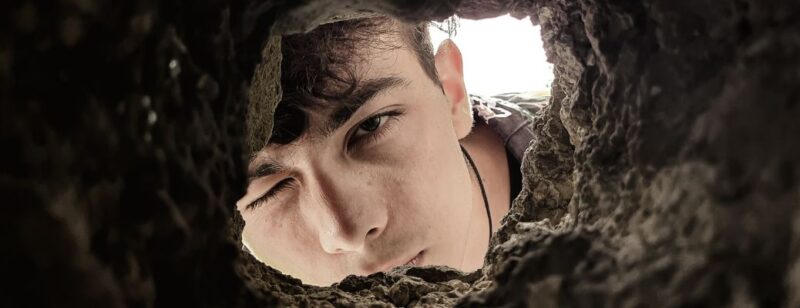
xmin=241 ymin=205 xmax=324 ymax=281
xmin=375 ymin=108 xmax=473 ymax=231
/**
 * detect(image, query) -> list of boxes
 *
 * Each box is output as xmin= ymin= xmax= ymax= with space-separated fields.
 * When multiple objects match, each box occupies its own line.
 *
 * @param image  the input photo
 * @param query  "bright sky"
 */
xmin=429 ymin=14 xmax=553 ymax=96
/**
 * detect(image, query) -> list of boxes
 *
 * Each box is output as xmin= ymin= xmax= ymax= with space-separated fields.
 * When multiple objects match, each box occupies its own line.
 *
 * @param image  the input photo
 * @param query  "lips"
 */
xmin=403 ymin=251 xmax=424 ymax=266
xmin=369 ymin=250 xmax=425 ymax=273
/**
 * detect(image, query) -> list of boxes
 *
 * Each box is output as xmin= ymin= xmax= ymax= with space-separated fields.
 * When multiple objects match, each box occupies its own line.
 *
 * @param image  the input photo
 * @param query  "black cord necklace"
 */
xmin=460 ymin=144 xmax=492 ymax=241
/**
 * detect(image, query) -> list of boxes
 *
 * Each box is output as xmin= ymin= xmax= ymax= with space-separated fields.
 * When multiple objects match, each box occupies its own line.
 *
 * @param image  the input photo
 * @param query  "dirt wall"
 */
xmin=3 ymin=0 xmax=799 ymax=306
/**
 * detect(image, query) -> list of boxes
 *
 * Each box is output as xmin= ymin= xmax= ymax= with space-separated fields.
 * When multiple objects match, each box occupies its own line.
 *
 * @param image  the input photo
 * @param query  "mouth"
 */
xmin=369 ymin=250 xmax=426 ymax=273
xmin=402 ymin=250 xmax=425 ymax=267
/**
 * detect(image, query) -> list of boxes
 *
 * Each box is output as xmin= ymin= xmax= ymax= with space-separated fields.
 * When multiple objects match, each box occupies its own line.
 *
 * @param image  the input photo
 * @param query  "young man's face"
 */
xmin=237 ymin=26 xmax=478 ymax=286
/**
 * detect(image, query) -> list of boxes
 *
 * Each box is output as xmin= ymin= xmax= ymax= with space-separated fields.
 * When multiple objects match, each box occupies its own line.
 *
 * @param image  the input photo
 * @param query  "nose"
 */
xmin=309 ymin=168 xmax=388 ymax=254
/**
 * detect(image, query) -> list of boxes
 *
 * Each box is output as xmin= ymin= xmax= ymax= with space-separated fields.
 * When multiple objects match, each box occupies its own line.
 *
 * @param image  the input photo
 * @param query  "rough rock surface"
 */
xmin=3 ymin=0 xmax=799 ymax=307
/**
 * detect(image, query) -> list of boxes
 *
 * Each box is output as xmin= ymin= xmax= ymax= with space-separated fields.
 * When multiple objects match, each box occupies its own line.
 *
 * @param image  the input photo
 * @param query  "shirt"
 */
xmin=470 ymin=92 xmax=548 ymax=200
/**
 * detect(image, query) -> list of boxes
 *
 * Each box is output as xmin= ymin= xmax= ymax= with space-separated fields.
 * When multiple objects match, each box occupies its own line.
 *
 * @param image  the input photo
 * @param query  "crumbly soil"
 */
xmin=3 ymin=0 xmax=799 ymax=306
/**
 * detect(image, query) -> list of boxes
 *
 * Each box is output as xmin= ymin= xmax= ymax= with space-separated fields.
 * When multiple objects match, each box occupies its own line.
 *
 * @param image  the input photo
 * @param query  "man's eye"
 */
xmin=348 ymin=110 xmax=403 ymax=149
xmin=353 ymin=115 xmax=388 ymax=138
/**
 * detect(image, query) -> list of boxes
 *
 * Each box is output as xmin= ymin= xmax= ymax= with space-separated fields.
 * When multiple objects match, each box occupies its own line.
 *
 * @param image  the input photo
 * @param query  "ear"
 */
xmin=434 ymin=39 xmax=473 ymax=140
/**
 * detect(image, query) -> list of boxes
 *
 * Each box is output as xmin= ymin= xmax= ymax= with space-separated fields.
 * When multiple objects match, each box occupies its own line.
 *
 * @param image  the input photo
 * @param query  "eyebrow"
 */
xmin=319 ymin=76 xmax=410 ymax=139
xmin=247 ymin=159 xmax=284 ymax=181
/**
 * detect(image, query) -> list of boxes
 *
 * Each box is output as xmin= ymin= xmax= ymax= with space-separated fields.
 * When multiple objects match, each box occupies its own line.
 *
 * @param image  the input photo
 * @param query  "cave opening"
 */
xmin=234 ymin=3 xmax=575 ymax=304
xmin=236 ymin=10 xmax=560 ymax=290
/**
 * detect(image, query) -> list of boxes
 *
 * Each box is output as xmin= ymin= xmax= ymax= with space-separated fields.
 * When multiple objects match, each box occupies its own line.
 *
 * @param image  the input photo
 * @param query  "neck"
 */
xmin=458 ymin=121 xmax=511 ymax=270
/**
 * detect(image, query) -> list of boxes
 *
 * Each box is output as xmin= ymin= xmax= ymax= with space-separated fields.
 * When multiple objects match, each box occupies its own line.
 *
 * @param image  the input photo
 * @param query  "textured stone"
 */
xmin=3 ymin=0 xmax=800 ymax=307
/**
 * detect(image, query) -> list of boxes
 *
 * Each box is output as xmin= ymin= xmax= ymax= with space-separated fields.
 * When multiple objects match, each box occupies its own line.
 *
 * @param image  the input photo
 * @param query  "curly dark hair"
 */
xmin=270 ymin=17 xmax=441 ymax=145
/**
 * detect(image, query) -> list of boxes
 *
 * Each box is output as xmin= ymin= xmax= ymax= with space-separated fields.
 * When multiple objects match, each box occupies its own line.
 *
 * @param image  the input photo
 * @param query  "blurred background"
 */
xmin=429 ymin=14 xmax=554 ymax=96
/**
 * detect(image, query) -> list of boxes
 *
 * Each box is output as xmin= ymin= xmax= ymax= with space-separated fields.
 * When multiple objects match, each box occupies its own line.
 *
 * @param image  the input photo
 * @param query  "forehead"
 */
xmin=283 ymin=23 xmax=418 ymax=119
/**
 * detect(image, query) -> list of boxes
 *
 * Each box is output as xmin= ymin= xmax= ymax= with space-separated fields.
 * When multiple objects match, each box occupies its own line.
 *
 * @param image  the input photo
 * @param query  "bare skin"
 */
xmin=237 ymin=26 xmax=511 ymax=286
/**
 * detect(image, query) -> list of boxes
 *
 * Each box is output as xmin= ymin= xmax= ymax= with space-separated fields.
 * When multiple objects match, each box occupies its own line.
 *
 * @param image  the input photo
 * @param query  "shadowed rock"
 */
xmin=3 ymin=0 xmax=799 ymax=306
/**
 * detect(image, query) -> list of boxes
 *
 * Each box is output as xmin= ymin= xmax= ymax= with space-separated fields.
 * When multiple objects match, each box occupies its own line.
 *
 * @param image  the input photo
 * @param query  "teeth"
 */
xmin=405 ymin=254 xmax=420 ymax=266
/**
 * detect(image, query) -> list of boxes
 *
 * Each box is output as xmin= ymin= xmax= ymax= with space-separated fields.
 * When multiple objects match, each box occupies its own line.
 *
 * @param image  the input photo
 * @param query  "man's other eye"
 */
xmin=349 ymin=110 xmax=403 ymax=148
xmin=245 ymin=178 xmax=296 ymax=211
